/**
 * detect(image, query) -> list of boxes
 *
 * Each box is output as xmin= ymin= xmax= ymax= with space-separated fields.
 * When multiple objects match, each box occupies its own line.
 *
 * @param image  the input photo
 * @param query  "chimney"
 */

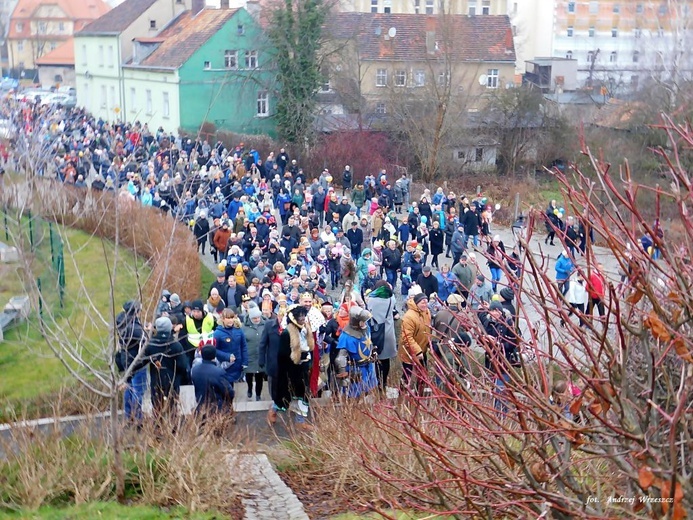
xmin=192 ymin=0 xmax=205 ymax=14
xmin=426 ymin=31 xmax=436 ymax=54
xmin=220 ymin=0 xmax=229 ymax=7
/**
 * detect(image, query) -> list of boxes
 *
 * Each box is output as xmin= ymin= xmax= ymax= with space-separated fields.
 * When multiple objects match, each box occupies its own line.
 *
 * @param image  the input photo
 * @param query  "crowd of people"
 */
xmin=2 ymin=99 xmax=618 ymax=426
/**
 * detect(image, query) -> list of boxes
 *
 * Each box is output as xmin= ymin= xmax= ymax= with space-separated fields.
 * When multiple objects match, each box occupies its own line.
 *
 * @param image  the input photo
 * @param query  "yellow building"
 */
xmin=339 ymin=0 xmax=505 ymax=15
xmin=6 ymin=0 xmax=110 ymax=75
xmin=323 ymin=13 xmax=517 ymax=117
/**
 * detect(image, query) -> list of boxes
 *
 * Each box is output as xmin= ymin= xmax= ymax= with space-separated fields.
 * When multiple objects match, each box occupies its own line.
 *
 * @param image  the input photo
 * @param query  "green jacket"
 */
xmin=352 ymin=187 xmax=365 ymax=208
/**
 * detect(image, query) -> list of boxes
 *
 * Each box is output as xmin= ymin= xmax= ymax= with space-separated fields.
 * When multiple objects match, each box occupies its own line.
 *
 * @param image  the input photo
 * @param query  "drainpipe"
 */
xmin=117 ymin=33 xmax=126 ymax=120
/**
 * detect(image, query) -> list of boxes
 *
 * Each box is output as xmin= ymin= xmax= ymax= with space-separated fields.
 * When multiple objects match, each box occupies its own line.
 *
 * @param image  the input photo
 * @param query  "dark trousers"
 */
xmin=246 ymin=372 xmax=265 ymax=398
xmin=588 ymin=297 xmax=605 ymax=318
xmin=376 ymin=358 xmax=391 ymax=391
xmin=430 ymin=253 xmax=440 ymax=269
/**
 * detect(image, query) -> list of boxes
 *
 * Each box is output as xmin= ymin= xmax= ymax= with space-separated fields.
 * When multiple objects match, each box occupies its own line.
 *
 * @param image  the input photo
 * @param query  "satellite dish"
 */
xmin=478 ymin=74 xmax=487 ymax=85
xmin=388 ymin=27 xmax=397 ymax=38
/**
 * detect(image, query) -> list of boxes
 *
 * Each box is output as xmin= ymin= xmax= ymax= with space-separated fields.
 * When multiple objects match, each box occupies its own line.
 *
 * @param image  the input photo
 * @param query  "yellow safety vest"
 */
xmin=186 ymin=314 xmax=215 ymax=348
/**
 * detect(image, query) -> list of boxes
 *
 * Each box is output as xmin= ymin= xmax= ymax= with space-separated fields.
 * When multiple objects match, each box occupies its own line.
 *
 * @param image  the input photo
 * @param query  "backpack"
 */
xmin=369 ymin=299 xmax=392 ymax=356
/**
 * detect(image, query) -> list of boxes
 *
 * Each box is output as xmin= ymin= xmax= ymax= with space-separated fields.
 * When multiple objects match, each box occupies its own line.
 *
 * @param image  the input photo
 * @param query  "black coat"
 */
xmin=194 ymin=218 xmax=210 ymax=242
xmin=191 ymin=359 xmax=234 ymax=412
xmin=416 ymin=273 xmax=439 ymax=298
xmin=429 ymin=228 xmax=444 ymax=255
xmin=463 ymin=210 xmax=480 ymax=236
xmin=115 ymin=311 xmax=145 ymax=373
xmin=382 ymin=247 xmax=402 ymax=271
xmin=258 ymin=318 xmax=282 ymax=378
xmin=132 ymin=332 xmax=190 ymax=406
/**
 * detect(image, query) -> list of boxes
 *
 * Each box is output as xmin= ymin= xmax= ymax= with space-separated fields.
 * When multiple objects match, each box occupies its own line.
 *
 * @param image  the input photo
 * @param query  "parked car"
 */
xmin=0 ymin=78 xmax=19 ymax=91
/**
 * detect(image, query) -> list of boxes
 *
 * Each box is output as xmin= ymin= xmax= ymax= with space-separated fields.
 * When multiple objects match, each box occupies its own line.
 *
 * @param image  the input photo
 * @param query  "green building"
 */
xmin=122 ymin=6 xmax=276 ymax=136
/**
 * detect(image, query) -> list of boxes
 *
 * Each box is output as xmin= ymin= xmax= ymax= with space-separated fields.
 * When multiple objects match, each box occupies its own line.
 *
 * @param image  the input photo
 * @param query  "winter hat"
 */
xmin=476 ymin=274 xmax=485 ymax=281
xmin=408 ymin=284 xmax=423 ymax=298
xmin=249 ymin=306 xmax=262 ymax=320
xmin=499 ymin=287 xmax=514 ymax=301
xmin=489 ymin=301 xmax=503 ymax=311
xmin=170 ymin=293 xmax=181 ymax=305
xmin=191 ymin=299 xmax=204 ymax=311
xmin=447 ymin=293 xmax=465 ymax=307
xmin=201 ymin=345 xmax=217 ymax=361
xmin=154 ymin=316 xmax=173 ymax=334
xmin=493 ymin=235 xmax=501 ymax=242
xmin=413 ymin=293 xmax=428 ymax=305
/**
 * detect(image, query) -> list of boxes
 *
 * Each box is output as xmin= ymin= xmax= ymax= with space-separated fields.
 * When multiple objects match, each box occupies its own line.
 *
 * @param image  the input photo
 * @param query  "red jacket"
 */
xmin=587 ymin=271 xmax=605 ymax=299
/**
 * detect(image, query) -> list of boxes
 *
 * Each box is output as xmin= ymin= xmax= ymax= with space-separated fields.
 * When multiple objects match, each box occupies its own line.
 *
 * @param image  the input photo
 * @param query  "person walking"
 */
xmin=399 ymin=293 xmax=432 ymax=394
xmin=191 ymin=345 xmax=235 ymax=417
xmin=366 ymin=281 xmax=399 ymax=392
xmin=486 ymin=234 xmax=506 ymax=293
xmin=242 ymin=306 xmax=266 ymax=400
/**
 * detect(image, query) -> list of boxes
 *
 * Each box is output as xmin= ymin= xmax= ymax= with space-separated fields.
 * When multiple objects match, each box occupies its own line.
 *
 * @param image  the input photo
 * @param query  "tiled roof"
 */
xmin=325 ymin=13 xmax=515 ymax=63
xmin=133 ymin=8 xmax=239 ymax=70
xmin=9 ymin=0 xmax=111 ymax=38
xmin=78 ymin=0 xmax=158 ymax=34
xmin=35 ymin=36 xmax=75 ymax=65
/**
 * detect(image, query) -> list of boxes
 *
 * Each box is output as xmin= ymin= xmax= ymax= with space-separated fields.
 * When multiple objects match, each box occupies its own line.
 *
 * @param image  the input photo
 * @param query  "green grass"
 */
xmin=0 ymin=502 xmax=220 ymax=519
xmin=200 ymin=263 xmax=216 ymax=296
xmin=0 ymin=224 xmax=150 ymax=416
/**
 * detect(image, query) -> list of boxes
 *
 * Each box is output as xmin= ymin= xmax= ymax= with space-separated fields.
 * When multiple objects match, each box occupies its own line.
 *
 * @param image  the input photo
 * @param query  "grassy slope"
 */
xmin=0 ymin=225 xmax=149 ymax=409
xmin=0 ymin=502 xmax=219 ymax=520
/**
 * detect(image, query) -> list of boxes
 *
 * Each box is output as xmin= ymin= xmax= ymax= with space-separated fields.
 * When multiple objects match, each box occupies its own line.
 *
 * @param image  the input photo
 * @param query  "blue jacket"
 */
xmin=226 ymin=199 xmax=243 ymax=220
xmin=555 ymin=254 xmax=574 ymax=281
xmin=337 ymin=329 xmax=377 ymax=398
xmin=213 ymin=324 xmax=248 ymax=383
xmin=191 ymin=360 xmax=234 ymax=412
xmin=436 ymin=272 xmax=459 ymax=302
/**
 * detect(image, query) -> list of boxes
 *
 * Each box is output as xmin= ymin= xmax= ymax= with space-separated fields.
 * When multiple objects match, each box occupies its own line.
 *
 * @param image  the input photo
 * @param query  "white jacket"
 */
xmin=566 ymin=279 xmax=588 ymax=306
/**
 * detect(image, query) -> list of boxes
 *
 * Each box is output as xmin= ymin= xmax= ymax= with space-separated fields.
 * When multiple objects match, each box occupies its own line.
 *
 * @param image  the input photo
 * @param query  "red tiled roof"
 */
xmin=8 ymin=0 xmax=110 ymax=39
xmin=325 ymin=13 xmax=516 ymax=63
xmin=35 ymin=36 xmax=74 ymax=65
xmin=133 ymin=8 xmax=239 ymax=69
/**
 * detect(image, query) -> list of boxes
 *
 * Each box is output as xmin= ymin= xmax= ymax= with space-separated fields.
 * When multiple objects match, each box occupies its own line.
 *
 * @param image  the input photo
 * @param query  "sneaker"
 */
xmin=247 ymin=391 xmax=252 ymax=399
xmin=256 ymin=395 xmax=261 ymax=401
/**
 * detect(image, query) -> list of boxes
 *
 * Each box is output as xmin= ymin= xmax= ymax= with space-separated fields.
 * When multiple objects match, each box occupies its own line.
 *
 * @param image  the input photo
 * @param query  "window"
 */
xmin=15 ymin=22 xmax=23 ymax=32
xmin=100 ymin=85 xmax=106 ymax=108
xmin=58 ymin=22 xmax=64 ymax=32
xmin=482 ymin=0 xmax=490 ymax=14
xmin=567 ymin=26 xmax=573 ymax=37
xmin=38 ymin=22 xmax=47 ymax=33
xmin=658 ymin=4 xmax=667 ymax=15
xmin=634 ymin=27 xmax=641 ymax=38
xmin=566 ymin=50 xmax=573 ymax=59
xmin=224 ymin=50 xmax=237 ymax=69
xmin=612 ymin=28 xmax=618 ymax=37
xmin=609 ymin=51 xmax=617 ymax=63
xmin=17 ymin=40 xmax=24 ymax=51
xmin=414 ymin=0 xmax=420 ymax=13
xmin=107 ymin=45 xmax=114 ymax=67
xmin=589 ymin=26 xmax=595 ymax=37
xmin=438 ymin=71 xmax=449 ymax=86
xmin=18 ymin=61 xmax=24 ymax=68
xmin=203 ymin=60 xmax=211 ymax=69
xmin=633 ymin=51 xmax=640 ymax=63
xmin=129 ymin=87 xmax=136 ymax=111
xmin=245 ymin=50 xmax=257 ymax=68
xmin=54 ymin=74 xmax=62 ymax=83
xmin=567 ymin=1 xmax=575 ymax=12
xmin=589 ymin=1 xmax=598 ymax=14
xmin=163 ymin=92 xmax=170 ymax=118
xmin=475 ymin=147 xmax=483 ymax=162
xmin=657 ymin=28 xmax=664 ymax=37
xmin=376 ymin=68 xmax=387 ymax=87
xmin=613 ymin=3 xmax=619 ymax=13
xmin=81 ymin=44 xmax=86 ymax=65
xmin=98 ymin=45 xmax=104 ymax=66
xmin=371 ymin=0 xmax=378 ymax=12
xmin=83 ymin=83 xmax=89 ymax=107
xmin=636 ymin=3 xmax=643 ymax=14
xmin=425 ymin=0 xmax=433 ymax=14
xmin=237 ymin=24 xmax=245 ymax=35
xmin=375 ymin=102 xmax=386 ymax=114
xmin=257 ymin=90 xmax=269 ymax=117
xmin=394 ymin=69 xmax=406 ymax=86
xmin=631 ymin=75 xmax=639 ymax=89
xmin=384 ymin=0 xmax=391 ymax=13
xmin=486 ymin=68 xmax=499 ymax=89
xmin=468 ymin=0 xmax=476 ymax=16
xmin=587 ymin=51 xmax=594 ymax=63
xmin=457 ymin=150 xmax=465 ymax=160
xmin=513 ymin=2 xmax=518 ymax=14
xmin=414 ymin=69 xmax=425 ymax=87
xmin=109 ymin=86 xmax=115 ymax=110
xmin=145 ymin=89 xmax=152 ymax=114
xmin=49 ymin=42 xmax=57 ymax=51
xmin=149 ymin=20 xmax=157 ymax=29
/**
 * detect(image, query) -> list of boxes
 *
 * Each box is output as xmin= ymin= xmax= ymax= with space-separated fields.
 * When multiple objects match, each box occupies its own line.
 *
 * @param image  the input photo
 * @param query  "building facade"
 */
xmin=121 ymin=7 xmax=275 ymax=135
xmin=508 ymin=0 xmax=693 ymax=91
xmin=74 ymin=0 xmax=190 ymax=122
xmin=339 ymin=0 xmax=505 ymax=15
xmin=6 ymin=0 xmax=110 ymax=76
